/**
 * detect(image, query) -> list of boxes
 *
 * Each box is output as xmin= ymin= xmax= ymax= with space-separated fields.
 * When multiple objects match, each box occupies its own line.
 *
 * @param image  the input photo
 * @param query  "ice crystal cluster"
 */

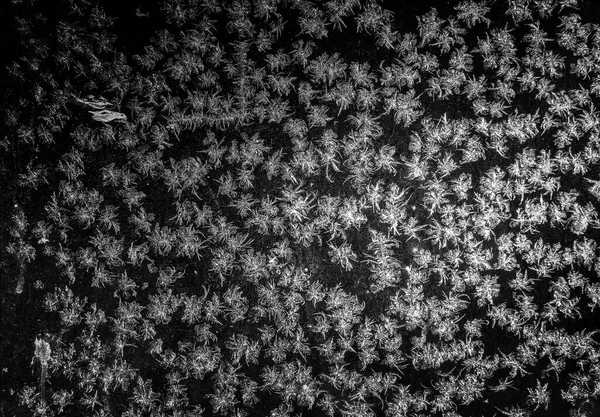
xmin=2 ymin=0 xmax=600 ymax=416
